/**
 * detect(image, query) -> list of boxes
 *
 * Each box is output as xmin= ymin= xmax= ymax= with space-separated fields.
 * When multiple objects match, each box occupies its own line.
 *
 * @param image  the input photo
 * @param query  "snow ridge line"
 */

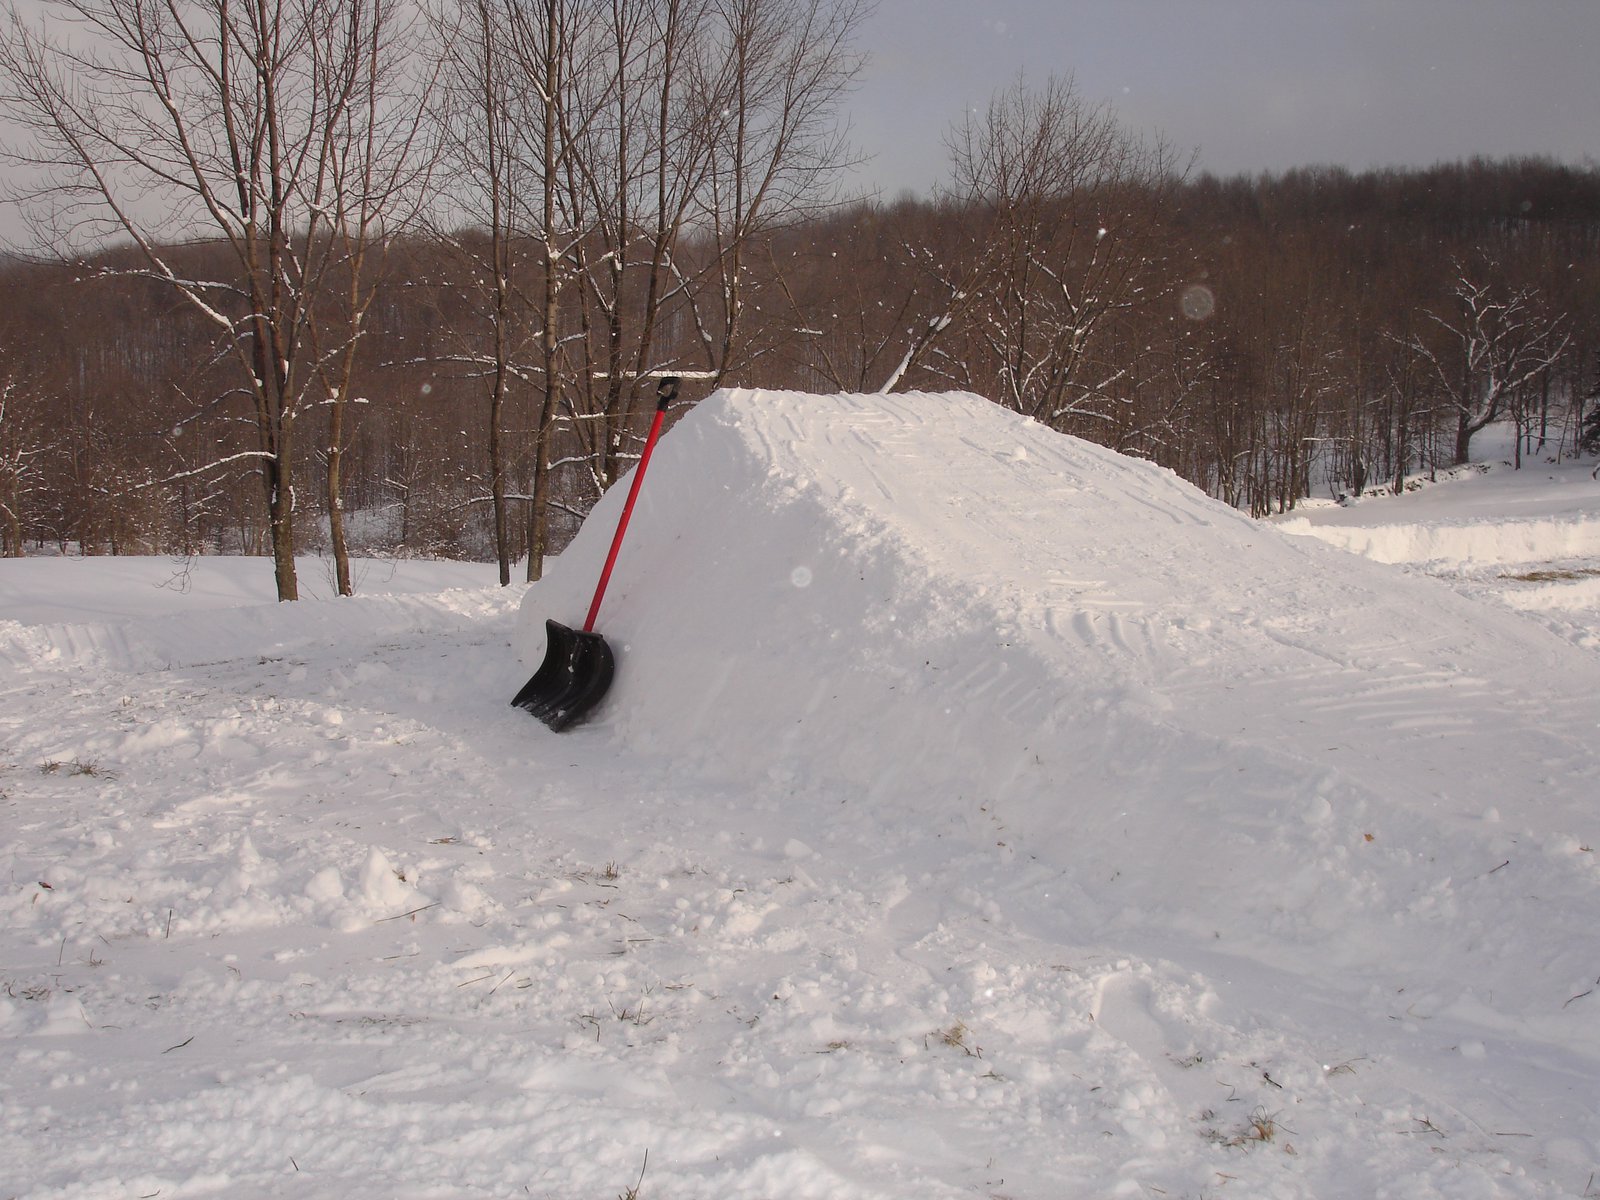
xmin=1278 ymin=512 xmax=1600 ymax=566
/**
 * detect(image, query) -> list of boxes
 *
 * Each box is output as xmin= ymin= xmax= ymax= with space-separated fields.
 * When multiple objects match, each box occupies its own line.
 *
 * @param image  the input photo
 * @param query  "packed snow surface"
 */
xmin=3 ymin=389 xmax=1599 ymax=1199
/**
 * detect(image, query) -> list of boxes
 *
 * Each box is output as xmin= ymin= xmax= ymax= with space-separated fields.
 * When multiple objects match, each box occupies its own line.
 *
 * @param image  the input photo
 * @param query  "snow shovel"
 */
xmin=510 ymin=376 xmax=680 ymax=731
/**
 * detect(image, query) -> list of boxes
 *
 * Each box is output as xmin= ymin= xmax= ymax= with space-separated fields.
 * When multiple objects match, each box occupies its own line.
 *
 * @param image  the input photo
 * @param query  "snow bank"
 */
xmin=1275 ymin=513 xmax=1600 ymax=566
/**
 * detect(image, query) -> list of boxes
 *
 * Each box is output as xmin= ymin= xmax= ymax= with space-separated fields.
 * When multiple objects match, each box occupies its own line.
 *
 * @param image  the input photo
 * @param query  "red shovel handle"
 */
xmin=583 ymin=376 xmax=679 ymax=632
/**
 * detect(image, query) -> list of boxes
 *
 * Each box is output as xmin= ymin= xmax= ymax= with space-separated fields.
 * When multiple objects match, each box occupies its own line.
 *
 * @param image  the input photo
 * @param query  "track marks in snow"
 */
xmin=1090 ymin=969 xmax=1222 ymax=1150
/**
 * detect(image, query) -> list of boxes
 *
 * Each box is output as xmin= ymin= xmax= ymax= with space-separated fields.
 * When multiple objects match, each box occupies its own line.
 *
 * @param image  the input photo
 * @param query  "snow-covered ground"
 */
xmin=2 ymin=391 xmax=1598 ymax=1199
xmin=1277 ymin=442 xmax=1600 ymax=655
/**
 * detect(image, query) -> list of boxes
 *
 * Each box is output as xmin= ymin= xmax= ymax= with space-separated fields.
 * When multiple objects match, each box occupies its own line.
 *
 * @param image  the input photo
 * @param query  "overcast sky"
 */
xmin=3 ymin=0 xmax=1596 ymax=246
xmin=846 ymin=0 xmax=1600 ymax=198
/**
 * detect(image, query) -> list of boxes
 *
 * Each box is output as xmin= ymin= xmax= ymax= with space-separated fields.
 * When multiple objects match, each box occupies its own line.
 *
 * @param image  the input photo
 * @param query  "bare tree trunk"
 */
xmin=263 ymin=415 xmax=299 ymax=601
xmin=326 ymin=397 xmax=352 ymax=595
xmin=0 ymin=0 xmax=435 ymax=600
xmin=526 ymin=0 xmax=566 ymax=583
xmin=476 ymin=0 xmax=514 ymax=587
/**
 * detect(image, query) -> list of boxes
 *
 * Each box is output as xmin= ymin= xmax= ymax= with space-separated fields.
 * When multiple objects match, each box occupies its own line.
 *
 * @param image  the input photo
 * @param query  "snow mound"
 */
xmin=519 ymin=390 xmax=1600 ymax=1028
xmin=520 ymin=388 xmax=1594 ymax=820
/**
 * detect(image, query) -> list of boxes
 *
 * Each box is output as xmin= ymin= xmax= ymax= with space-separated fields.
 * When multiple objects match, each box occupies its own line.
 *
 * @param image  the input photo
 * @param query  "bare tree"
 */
xmin=926 ymin=74 xmax=1184 ymax=425
xmin=0 ymin=369 xmax=51 ymax=554
xmin=547 ymin=0 xmax=865 ymax=491
xmin=308 ymin=0 xmax=438 ymax=594
xmin=761 ymin=195 xmax=995 ymax=396
xmin=1404 ymin=264 xmax=1570 ymax=466
xmin=426 ymin=0 xmax=869 ymax=582
xmin=1 ymin=0 xmax=436 ymax=598
xmin=507 ymin=0 xmax=595 ymax=581
xmin=426 ymin=0 xmax=535 ymax=583
xmin=688 ymin=0 xmax=869 ymax=382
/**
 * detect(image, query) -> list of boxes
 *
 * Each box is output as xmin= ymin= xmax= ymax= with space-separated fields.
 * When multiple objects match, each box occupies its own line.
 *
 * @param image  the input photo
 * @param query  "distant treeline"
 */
xmin=2 ymin=155 xmax=1597 ymax=568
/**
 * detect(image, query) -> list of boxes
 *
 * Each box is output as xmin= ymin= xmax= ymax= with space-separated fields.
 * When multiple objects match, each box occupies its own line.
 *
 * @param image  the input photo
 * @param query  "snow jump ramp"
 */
xmin=516 ymin=389 xmax=1599 ymax=844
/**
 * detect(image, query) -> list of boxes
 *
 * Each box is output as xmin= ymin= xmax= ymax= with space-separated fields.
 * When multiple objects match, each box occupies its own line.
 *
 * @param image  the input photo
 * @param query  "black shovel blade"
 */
xmin=510 ymin=619 xmax=616 ymax=731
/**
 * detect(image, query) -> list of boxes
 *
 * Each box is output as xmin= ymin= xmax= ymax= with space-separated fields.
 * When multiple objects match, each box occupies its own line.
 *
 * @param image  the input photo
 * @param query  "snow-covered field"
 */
xmin=3 ymin=390 xmax=1598 ymax=1199
xmin=1277 ymin=450 xmax=1600 ymax=657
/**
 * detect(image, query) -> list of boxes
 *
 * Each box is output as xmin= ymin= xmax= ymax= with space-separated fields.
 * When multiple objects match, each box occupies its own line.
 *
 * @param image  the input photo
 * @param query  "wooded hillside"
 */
xmin=5 ymin=157 xmax=1594 ymax=574
xmin=1 ymin=0 xmax=1593 ymax=589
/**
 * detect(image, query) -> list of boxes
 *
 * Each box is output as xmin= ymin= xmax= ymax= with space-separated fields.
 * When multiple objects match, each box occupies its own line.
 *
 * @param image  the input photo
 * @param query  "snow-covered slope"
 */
xmin=4 ymin=393 xmax=1599 ymax=1199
